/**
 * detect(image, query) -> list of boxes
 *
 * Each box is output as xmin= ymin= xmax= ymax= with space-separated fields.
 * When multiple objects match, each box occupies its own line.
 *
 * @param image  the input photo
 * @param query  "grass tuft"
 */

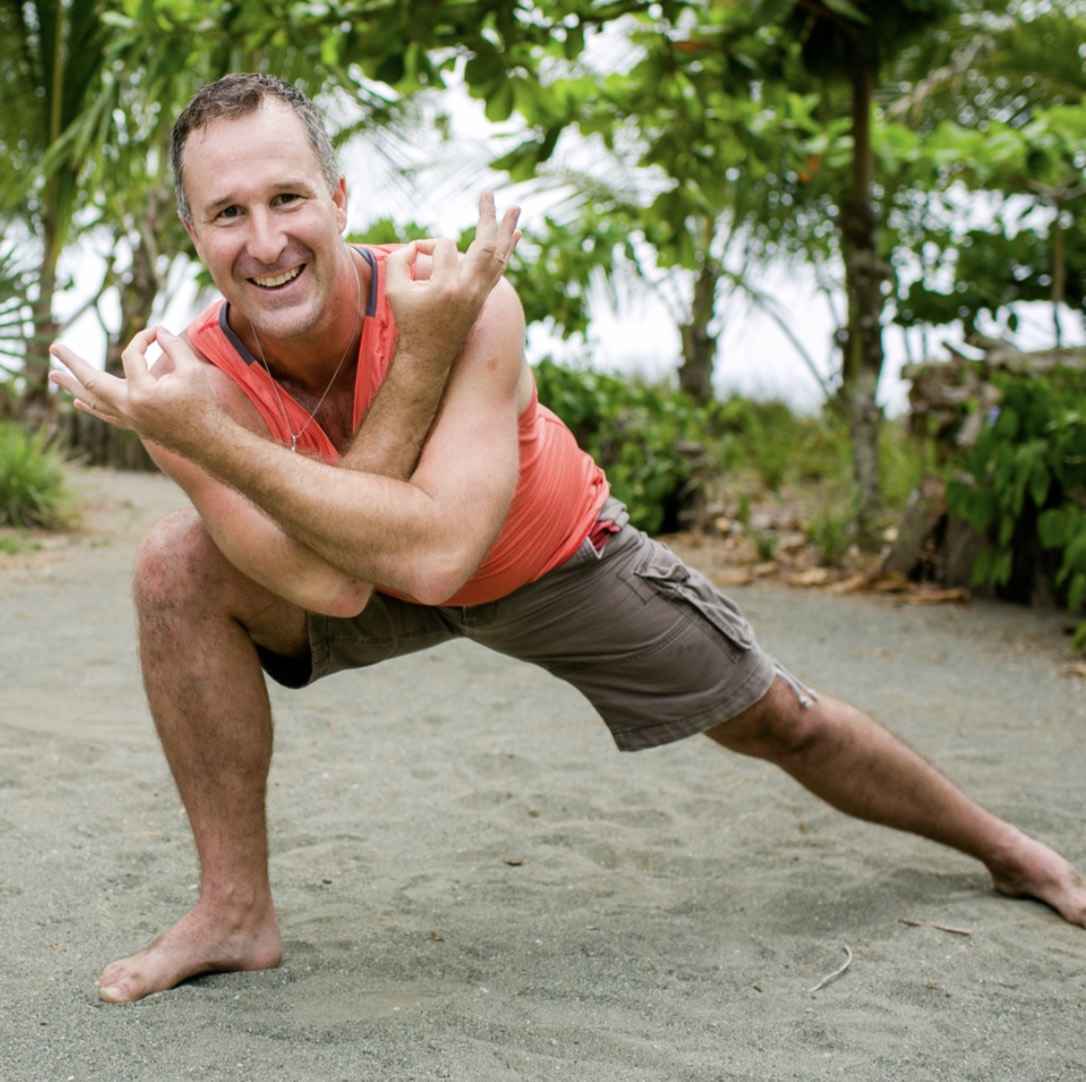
xmin=0 ymin=422 xmax=72 ymax=529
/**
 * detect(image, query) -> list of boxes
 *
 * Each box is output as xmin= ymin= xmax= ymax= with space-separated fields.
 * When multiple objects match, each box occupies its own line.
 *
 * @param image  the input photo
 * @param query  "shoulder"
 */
xmin=182 ymin=330 xmax=268 ymax=436
xmin=470 ymin=278 xmax=525 ymax=350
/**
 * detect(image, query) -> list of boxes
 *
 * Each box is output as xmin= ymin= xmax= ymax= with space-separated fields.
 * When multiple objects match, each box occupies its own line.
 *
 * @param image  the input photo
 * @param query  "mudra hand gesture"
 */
xmin=50 ymin=326 xmax=225 ymax=458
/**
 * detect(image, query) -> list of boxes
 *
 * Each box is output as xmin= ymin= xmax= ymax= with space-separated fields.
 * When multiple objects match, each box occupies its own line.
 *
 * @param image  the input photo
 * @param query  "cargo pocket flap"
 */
xmin=635 ymin=549 xmax=754 ymax=652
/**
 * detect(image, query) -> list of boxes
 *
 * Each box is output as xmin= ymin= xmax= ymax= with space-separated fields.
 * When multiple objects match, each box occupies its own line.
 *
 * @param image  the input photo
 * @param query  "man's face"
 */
xmin=181 ymin=99 xmax=348 ymax=344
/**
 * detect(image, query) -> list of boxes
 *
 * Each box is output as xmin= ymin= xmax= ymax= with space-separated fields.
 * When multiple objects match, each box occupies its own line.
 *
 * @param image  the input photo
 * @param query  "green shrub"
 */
xmin=715 ymin=398 xmax=811 ymax=493
xmin=947 ymin=371 xmax=1086 ymax=649
xmin=532 ymin=360 xmax=722 ymax=533
xmin=808 ymin=507 xmax=852 ymax=567
xmin=0 ymin=422 xmax=71 ymax=528
xmin=752 ymin=529 xmax=779 ymax=562
xmin=716 ymin=398 xmax=930 ymax=521
xmin=879 ymin=419 xmax=936 ymax=511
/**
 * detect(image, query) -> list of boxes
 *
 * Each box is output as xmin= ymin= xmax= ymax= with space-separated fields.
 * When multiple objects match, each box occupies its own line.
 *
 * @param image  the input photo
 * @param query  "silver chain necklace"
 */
xmin=249 ymin=250 xmax=363 ymax=452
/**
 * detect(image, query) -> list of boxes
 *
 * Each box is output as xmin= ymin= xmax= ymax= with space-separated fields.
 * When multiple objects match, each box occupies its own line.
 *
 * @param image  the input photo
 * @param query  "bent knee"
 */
xmin=707 ymin=676 xmax=824 ymax=760
xmin=134 ymin=510 xmax=238 ymax=610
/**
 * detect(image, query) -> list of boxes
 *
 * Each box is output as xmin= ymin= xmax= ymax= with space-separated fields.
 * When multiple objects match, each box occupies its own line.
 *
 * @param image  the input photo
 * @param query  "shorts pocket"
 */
xmin=631 ymin=543 xmax=754 ymax=653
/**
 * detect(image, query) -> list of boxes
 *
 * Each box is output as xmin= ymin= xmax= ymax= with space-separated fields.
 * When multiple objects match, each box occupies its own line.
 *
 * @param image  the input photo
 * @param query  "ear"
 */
xmin=333 ymin=177 xmax=348 ymax=234
xmin=181 ymin=212 xmax=202 ymax=257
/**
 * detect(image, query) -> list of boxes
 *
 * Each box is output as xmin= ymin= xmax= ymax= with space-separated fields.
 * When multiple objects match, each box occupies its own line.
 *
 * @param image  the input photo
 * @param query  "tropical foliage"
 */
xmin=948 ymin=371 xmax=1086 ymax=647
xmin=0 ymin=421 xmax=70 ymax=528
xmin=0 ymin=0 xmax=1082 ymax=614
xmin=532 ymin=359 xmax=720 ymax=534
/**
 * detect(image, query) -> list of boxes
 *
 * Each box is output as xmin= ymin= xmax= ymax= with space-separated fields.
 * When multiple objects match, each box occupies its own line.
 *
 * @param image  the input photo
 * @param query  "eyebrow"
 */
xmin=203 ymin=179 xmax=316 ymax=218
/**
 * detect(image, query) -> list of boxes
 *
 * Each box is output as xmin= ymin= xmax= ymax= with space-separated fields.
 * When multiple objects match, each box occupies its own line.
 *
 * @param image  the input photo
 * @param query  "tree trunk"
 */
xmin=107 ymin=214 xmax=160 ymax=375
xmin=1051 ymin=205 xmax=1065 ymax=350
xmin=678 ymin=252 xmax=719 ymax=402
xmin=839 ymin=61 xmax=887 ymax=550
xmin=24 ymin=206 xmax=61 ymax=426
xmin=64 ymin=205 xmax=163 ymax=471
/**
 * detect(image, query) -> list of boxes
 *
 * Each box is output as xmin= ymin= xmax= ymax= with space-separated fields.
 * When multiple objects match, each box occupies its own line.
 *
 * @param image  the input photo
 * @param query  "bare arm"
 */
xmin=50 ymin=196 xmax=523 ymax=610
xmin=141 ymin=377 xmax=370 ymax=617
xmin=149 ymin=280 xmax=525 ymax=604
xmin=142 ymin=328 xmax=460 ymax=617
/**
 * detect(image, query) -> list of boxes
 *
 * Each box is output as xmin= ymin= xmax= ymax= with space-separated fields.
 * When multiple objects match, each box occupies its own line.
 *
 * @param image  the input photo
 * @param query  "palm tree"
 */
xmin=0 ymin=0 xmax=107 ymax=419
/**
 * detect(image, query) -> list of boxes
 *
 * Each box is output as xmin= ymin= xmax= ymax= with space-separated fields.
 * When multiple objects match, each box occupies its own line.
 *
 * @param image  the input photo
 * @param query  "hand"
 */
xmin=50 ymin=327 xmax=225 ymax=459
xmin=384 ymin=191 xmax=521 ymax=368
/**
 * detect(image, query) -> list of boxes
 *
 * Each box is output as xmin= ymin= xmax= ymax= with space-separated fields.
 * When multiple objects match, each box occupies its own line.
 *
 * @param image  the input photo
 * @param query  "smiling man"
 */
xmin=50 ymin=74 xmax=1085 ymax=1004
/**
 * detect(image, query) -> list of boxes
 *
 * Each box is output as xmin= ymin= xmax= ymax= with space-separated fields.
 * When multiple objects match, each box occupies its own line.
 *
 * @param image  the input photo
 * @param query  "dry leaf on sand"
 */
xmin=897 ymin=587 xmax=969 ymax=606
xmin=788 ymin=568 xmax=832 ymax=587
xmin=714 ymin=569 xmax=755 ymax=587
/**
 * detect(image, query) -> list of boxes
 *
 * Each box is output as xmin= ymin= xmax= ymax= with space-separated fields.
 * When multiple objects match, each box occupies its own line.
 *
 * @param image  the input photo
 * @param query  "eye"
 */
xmin=215 ymin=205 xmax=242 ymax=221
xmin=273 ymin=192 xmax=301 ymax=207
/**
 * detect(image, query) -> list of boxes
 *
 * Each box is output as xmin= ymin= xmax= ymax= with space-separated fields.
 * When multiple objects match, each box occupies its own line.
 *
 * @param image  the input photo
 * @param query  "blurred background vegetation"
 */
xmin=1 ymin=0 xmax=1084 ymax=641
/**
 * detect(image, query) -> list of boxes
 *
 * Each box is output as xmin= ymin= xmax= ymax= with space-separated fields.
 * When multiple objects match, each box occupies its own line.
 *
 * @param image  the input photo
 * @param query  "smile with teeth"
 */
xmin=250 ymin=265 xmax=304 ymax=289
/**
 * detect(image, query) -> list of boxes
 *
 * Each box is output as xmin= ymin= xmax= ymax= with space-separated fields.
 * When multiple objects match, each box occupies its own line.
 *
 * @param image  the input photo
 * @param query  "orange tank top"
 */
xmin=185 ymin=245 xmax=609 ymax=607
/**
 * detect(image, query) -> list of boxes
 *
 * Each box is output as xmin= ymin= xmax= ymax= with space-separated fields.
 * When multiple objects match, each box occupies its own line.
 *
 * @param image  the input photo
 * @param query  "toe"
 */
xmin=97 ymin=979 xmax=134 ymax=1004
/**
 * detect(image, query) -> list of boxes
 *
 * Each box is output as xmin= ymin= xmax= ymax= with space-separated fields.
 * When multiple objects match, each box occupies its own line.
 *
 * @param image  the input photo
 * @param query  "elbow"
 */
xmin=309 ymin=580 xmax=374 ymax=619
xmin=405 ymin=544 xmax=476 ymax=607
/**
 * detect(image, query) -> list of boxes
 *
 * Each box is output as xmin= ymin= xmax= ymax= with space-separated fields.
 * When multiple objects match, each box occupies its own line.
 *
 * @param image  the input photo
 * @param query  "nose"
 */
xmin=245 ymin=207 xmax=287 ymax=267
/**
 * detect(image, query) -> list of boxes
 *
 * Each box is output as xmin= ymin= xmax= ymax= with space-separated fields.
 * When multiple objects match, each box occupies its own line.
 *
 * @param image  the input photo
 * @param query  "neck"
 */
xmin=238 ymin=245 xmax=367 ymax=392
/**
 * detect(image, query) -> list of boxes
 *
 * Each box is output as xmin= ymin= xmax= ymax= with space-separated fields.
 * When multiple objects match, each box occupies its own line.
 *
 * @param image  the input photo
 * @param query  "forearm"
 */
xmin=200 ymin=496 xmax=374 ymax=616
xmin=190 ymin=418 xmax=451 ymax=600
xmin=152 ymin=338 xmax=453 ymax=610
xmin=340 ymin=345 xmax=451 ymax=478
xmin=144 ymin=438 xmax=374 ymax=617
xmin=254 ymin=343 xmax=456 ymax=596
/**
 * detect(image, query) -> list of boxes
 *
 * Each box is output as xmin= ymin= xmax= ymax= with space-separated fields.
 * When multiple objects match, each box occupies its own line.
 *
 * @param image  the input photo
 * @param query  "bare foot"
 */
xmin=97 ymin=902 xmax=282 ymax=1003
xmin=989 ymin=832 xmax=1086 ymax=927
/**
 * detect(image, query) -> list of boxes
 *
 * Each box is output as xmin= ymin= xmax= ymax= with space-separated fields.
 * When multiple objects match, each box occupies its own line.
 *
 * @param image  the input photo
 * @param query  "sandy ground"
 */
xmin=2 ymin=466 xmax=1085 ymax=1082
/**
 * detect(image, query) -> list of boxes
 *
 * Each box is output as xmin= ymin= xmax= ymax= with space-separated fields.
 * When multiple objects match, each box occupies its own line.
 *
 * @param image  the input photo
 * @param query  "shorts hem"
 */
xmin=609 ymin=649 xmax=776 ymax=752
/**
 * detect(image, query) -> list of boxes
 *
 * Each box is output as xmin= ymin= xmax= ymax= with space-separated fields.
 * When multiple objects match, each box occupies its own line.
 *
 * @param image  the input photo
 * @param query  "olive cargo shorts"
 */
xmin=260 ymin=499 xmax=787 ymax=751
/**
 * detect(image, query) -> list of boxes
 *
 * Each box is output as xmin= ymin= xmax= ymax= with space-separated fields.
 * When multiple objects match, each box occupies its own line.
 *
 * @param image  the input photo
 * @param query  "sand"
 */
xmin=2 ymin=466 xmax=1084 ymax=1081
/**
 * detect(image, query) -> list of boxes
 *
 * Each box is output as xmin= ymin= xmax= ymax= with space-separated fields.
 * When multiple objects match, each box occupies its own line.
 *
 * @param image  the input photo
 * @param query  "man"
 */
xmin=50 ymin=74 xmax=1084 ymax=1005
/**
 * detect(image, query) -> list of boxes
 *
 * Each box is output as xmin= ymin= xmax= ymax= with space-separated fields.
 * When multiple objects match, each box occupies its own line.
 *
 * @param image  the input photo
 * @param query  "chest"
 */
xmin=280 ymin=381 xmax=356 ymax=455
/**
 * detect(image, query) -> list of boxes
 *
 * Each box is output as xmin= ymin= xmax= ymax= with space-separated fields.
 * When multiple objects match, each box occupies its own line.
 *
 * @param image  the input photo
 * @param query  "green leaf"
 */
xmin=971 ymin=547 xmax=994 ymax=587
xmin=998 ymin=515 xmax=1015 ymax=547
xmin=996 ymin=408 xmax=1020 ymax=440
xmin=822 ymin=0 xmax=869 ymax=22
xmin=1073 ymin=621 xmax=1086 ymax=652
xmin=1029 ymin=461 xmax=1050 ymax=508
xmin=1070 ymin=573 xmax=1086 ymax=613
xmin=375 ymin=52 xmax=405 ymax=85
xmin=485 ymin=80 xmax=515 ymax=123
xmin=1038 ymin=508 xmax=1068 ymax=549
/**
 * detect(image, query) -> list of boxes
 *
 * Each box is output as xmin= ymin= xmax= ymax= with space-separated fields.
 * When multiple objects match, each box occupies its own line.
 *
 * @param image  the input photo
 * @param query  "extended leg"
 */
xmin=97 ymin=510 xmax=309 ymax=1003
xmin=708 ymin=678 xmax=1085 ymax=926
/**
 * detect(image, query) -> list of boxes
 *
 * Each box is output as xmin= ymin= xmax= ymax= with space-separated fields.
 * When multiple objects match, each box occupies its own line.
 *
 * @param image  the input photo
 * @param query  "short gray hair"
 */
xmin=171 ymin=73 xmax=339 ymax=223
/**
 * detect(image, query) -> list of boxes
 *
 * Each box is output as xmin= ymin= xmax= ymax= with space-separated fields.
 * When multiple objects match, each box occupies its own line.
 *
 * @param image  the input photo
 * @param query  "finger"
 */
xmin=465 ymin=202 xmax=520 ymax=279
xmin=475 ymin=191 xmax=498 ymax=246
xmin=49 ymin=348 xmax=126 ymax=410
xmin=74 ymin=397 xmax=128 ymax=428
xmin=48 ymin=368 xmax=86 ymax=400
xmin=499 ymin=206 xmax=521 ymax=251
xmin=432 ymin=237 xmax=459 ymax=281
xmin=154 ymin=327 xmax=198 ymax=370
xmin=469 ymin=192 xmax=499 ymax=250
xmin=385 ymin=240 xmax=419 ymax=292
xmin=49 ymin=343 xmax=100 ymax=386
xmin=120 ymin=327 xmax=159 ymax=388
xmin=50 ymin=368 xmax=122 ymax=423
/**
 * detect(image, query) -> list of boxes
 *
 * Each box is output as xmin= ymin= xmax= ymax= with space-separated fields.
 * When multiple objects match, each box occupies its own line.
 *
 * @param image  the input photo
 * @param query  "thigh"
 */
xmin=467 ymin=526 xmax=776 ymax=751
xmin=293 ymin=593 xmax=457 ymax=687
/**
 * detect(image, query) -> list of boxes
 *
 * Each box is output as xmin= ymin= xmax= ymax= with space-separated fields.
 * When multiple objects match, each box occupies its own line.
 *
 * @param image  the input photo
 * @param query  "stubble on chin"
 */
xmin=238 ymin=287 xmax=325 ymax=346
